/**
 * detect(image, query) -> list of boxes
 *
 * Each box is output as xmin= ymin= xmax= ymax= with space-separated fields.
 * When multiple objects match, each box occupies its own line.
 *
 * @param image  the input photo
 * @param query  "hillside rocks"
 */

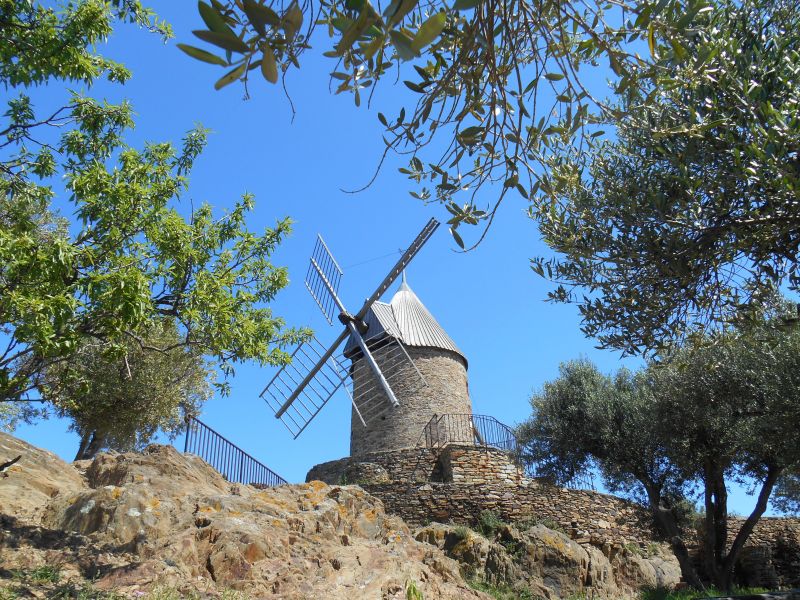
xmin=415 ymin=522 xmax=682 ymax=599
xmin=0 ymin=431 xmax=84 ymax=523
xmin=0 ymin=432 xmax=485 ymax=599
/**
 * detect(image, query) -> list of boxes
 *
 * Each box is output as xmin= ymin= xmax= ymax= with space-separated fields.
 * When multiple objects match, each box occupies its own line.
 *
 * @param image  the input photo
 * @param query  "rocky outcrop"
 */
xmin=0 ymin=431 xmax=85 ymax=523
xmin=0 ymin=432 xmax=486 ymax=599
xmin=415 ymin=522 xmax=682 ymax=599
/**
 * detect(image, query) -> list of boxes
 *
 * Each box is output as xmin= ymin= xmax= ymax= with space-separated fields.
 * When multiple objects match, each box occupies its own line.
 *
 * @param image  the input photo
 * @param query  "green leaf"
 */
xmin=282 ymin=2 xmax=304 ymax=39
xmin=411 ymin=11 xmax=446 ymax=52
xmin=261 ymin=45 xmax=278 ymax=83
xmin=384 ymin=0 xmax=418 ymax=28
xmin=404 ymin=80 xmax=426 ymax=92
xmin=361 ymin=35 xmax=384 ymax=60
xmin=177 ymin=44 xmax=228 ymax=66
xmin=198 ymin=1 xmax=231 ymax=35
xmin=450 ymin=227 xmax=464 ymax=249
xmin=647 ymin=23 xmax=656 ymax=58
xmin=242 ymin=0 xmax=281 ymax=35
xmin=214 ymin=63 xmax=246 ymax=89
xmin=544 ymin=72 xmax=565 ymax=81
xmin=453 ymin=0 xmax=481 ymax=9
xmin=193 ymin=30 xmax=250 ymax=53
xmin=389 ymin=29 xmax=418 ymax=60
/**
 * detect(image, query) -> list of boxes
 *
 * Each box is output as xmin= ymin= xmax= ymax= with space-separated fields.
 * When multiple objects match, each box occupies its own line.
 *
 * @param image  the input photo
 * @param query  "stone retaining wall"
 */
xmin=362 ymin=479 xmax=656 ymax=546
xmin=307 ymin=444 xmax=800 ymax=585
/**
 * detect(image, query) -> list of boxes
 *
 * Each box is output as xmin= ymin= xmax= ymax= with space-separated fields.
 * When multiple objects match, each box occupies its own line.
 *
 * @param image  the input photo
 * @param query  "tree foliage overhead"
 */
xmin=180 ymin=0 xmax=712 ymax=248
xmin=532 ymin=0 xmax=800 ymax=354
xmin=0 ymin=1 xmax=306 ymax=407
xmin=40 ymin=319 xmax=212 ymax=460
xmin=517 ymin=317 xmax=800 ymax=590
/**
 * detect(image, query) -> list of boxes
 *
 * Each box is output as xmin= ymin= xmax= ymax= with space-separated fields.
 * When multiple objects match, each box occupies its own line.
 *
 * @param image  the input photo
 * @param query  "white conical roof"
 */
xmin=343 ymin=279 xmax=467 ymax=366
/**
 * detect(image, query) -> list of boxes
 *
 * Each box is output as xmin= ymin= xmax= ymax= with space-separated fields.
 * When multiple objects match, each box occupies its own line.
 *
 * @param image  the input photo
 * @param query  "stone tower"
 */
xmin=344 ymin=278 xmax=471 ymax=456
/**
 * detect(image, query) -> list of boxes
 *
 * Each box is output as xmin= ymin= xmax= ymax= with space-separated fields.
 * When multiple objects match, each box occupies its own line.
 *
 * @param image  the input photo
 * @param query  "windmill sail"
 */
xmin=305 ymin=235 xmax=343 ymax=325
xmin=260 ymin=218 xmax=440 ymax=438
xmin=343 ymin=335 xmax=426 ymax=425
xmin=260 ymin=334 xmax=349 ymax=438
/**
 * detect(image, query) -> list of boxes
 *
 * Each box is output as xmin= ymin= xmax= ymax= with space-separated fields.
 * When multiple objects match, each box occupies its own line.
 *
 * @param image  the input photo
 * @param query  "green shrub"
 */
xmin=640 ymin=586 xmax=768 ymax=600
xmin=452 ymin=525 xmax=471 ymax=542
xmin=467 ymin=579 xmax=539 ymax=600
xmin=405 ymin=579 xmax=424 ymax=600
xmin=477 ymin=510 xmax=505 ymax=538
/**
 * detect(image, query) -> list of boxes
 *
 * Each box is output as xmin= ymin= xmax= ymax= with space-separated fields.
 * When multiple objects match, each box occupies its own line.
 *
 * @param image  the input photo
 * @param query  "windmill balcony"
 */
xmin=420 ymin=413 xmax=518 ymax=454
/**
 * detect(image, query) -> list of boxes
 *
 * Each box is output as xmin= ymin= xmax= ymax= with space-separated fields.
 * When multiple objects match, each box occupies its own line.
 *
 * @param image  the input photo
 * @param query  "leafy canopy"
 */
xmin=518 ymin=316 xmax=800 ymax=589
xmin=0 ymin=0 xmax=305 ymax=406
xmin=532 ymin=0 xmax=800 ymax=354
xmin=40 ymin=319 xmax=213 ymax=459
xmin=180 ymin=0 xmax=712 ymax=248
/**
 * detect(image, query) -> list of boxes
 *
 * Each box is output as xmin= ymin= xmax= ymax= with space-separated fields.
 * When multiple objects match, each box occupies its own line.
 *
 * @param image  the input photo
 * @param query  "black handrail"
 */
xmin=183 ymin=416 xmax=287 ymax=487
xmin=421 ymin=413 xmax=518 ymax=453
xmin=419 ymin=413 xmax=595 ymax=490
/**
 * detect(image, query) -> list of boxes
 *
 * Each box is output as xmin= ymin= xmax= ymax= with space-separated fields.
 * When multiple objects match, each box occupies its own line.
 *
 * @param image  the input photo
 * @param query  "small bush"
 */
xmin=467 ymin=579 xmax=540 ymax=600
xmin=451 ymin=525 xmax=471 ymax=542
xmin=515 ymin=515 xmax=565 ymax=534
xmin=640 ymin=586 xmax=768 ymax=600
xmin=405 ymin=579 xmax=424 ymax=600
xmin=10 ymin=565 xmax=62 ymax=585
xmin=477 ymin=510 xmax=505 ymax=538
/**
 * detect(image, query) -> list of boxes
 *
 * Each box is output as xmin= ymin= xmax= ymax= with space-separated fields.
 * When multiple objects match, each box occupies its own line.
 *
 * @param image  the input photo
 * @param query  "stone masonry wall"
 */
xmin=350 ymin=346 xmax=471 ymax=456
xmin=307 ymin=443 xmax=800 ymax=578
xmin=306 ymin=447 xmax=442 ymax=484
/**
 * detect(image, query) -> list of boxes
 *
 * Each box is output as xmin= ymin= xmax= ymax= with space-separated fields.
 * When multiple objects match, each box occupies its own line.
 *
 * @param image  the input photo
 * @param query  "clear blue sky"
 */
xmin=10 ymin=1 xmax=773 ymax=516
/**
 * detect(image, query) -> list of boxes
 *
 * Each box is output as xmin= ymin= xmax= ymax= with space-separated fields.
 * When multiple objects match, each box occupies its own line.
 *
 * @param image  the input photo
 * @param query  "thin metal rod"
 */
xmin=346 ymin=321 xmax=400 ymax=408
xmin=355 ymin=218 xmax=439 ymax=321
xmin=274 ymin=328 xmax=349 ymax=418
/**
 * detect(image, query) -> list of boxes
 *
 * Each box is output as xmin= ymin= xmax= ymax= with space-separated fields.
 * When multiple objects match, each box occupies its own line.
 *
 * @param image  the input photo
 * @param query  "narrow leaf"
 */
xmin=214 ymin=63 xmax=246 ymax=89
xmin=243 ymin=0 xmax=281 ymax=34
xmin=389 ymin=29 xmax=418 ymax=60
xmin=261 ymin=45 xmax=279 ymax=83
xmin=411 ymin=11 xmax=446 ymax=52
xmin=198 ymin=1 xmax=231 ymax=34
xmin=177 ymin=44 xmax=228 ymax=66
xmin=283 ymin=2 xmax=304 ymax=39
xmin=193 ymin=29 xmax=250 ymax=53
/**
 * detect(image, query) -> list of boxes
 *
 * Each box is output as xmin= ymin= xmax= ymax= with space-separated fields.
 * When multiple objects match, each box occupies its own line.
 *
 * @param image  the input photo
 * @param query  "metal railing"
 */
xmin=183 ymin=416 xmax=287 ymax=487
xmin=418 ymin=413 xmax=595 ymax=490
xmin=421 ymin=413 xmax=518 ymax=453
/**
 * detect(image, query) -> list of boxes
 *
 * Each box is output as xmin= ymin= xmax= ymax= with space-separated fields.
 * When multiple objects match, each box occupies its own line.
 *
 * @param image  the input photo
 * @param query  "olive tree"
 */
xmin=532 ymin=0 xmax=800 ymax=354
xmin=180 ymin=0 xmax=714 ymax=248
xmin=517 ymin=360 xmax=702 ymax=588
xmin=518 ymin=322 xmax=800 ymax=590
xmin=39 ymin=319 xmax=212 ymax=460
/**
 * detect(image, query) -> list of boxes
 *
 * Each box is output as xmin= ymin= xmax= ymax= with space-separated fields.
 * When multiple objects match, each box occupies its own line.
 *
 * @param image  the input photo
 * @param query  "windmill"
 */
xmin=260 ymin=218 xmax=441 ymax=438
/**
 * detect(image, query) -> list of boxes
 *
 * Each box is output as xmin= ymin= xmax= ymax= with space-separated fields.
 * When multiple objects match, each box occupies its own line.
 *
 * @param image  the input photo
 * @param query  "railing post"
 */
xmin=183 ymin=416 xmax=191 ymax=453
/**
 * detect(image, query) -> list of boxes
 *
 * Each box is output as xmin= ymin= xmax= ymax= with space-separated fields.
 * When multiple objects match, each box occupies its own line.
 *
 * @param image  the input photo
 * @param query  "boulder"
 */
xmin=0 ymin=435 xmax=489 ymax=599
xmin=0 ymin=431 xmax=85 ymax=524
xmin=415 ymin=522 xmax=682 ymax=599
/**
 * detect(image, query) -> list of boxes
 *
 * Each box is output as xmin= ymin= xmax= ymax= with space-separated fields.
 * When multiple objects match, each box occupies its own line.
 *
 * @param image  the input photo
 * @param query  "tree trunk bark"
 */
xmin=74 ymin=431 xmax=92 ymax=461
xmin=645 ymin=484 xmax=705 ymax=590
xmin=75 ymin=431 xmax=105 ymax=460
xmin=716 ymin=467 xmax=781 ymax=591
xmin=83 ymin=431 xmax=105 ymax=459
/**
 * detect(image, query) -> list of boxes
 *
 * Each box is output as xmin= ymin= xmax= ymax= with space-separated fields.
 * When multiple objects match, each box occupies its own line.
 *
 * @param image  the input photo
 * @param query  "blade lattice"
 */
xmin=343 ymin=336 xmax=427 ymax=426
xmin=261 ymin=335 xmax=349 ymax=438
xmin=305 ymin=235 xmax=344 ymax=325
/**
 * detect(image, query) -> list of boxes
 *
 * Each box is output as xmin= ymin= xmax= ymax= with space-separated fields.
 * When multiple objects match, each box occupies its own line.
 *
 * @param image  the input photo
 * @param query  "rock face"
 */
xmin=415 ymin=522 xmax=682 ymax=599
xmin=0 ymin=432 xmax=486 ymax=599
xmin=0 ymin=432 xmax=85 ymax=523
